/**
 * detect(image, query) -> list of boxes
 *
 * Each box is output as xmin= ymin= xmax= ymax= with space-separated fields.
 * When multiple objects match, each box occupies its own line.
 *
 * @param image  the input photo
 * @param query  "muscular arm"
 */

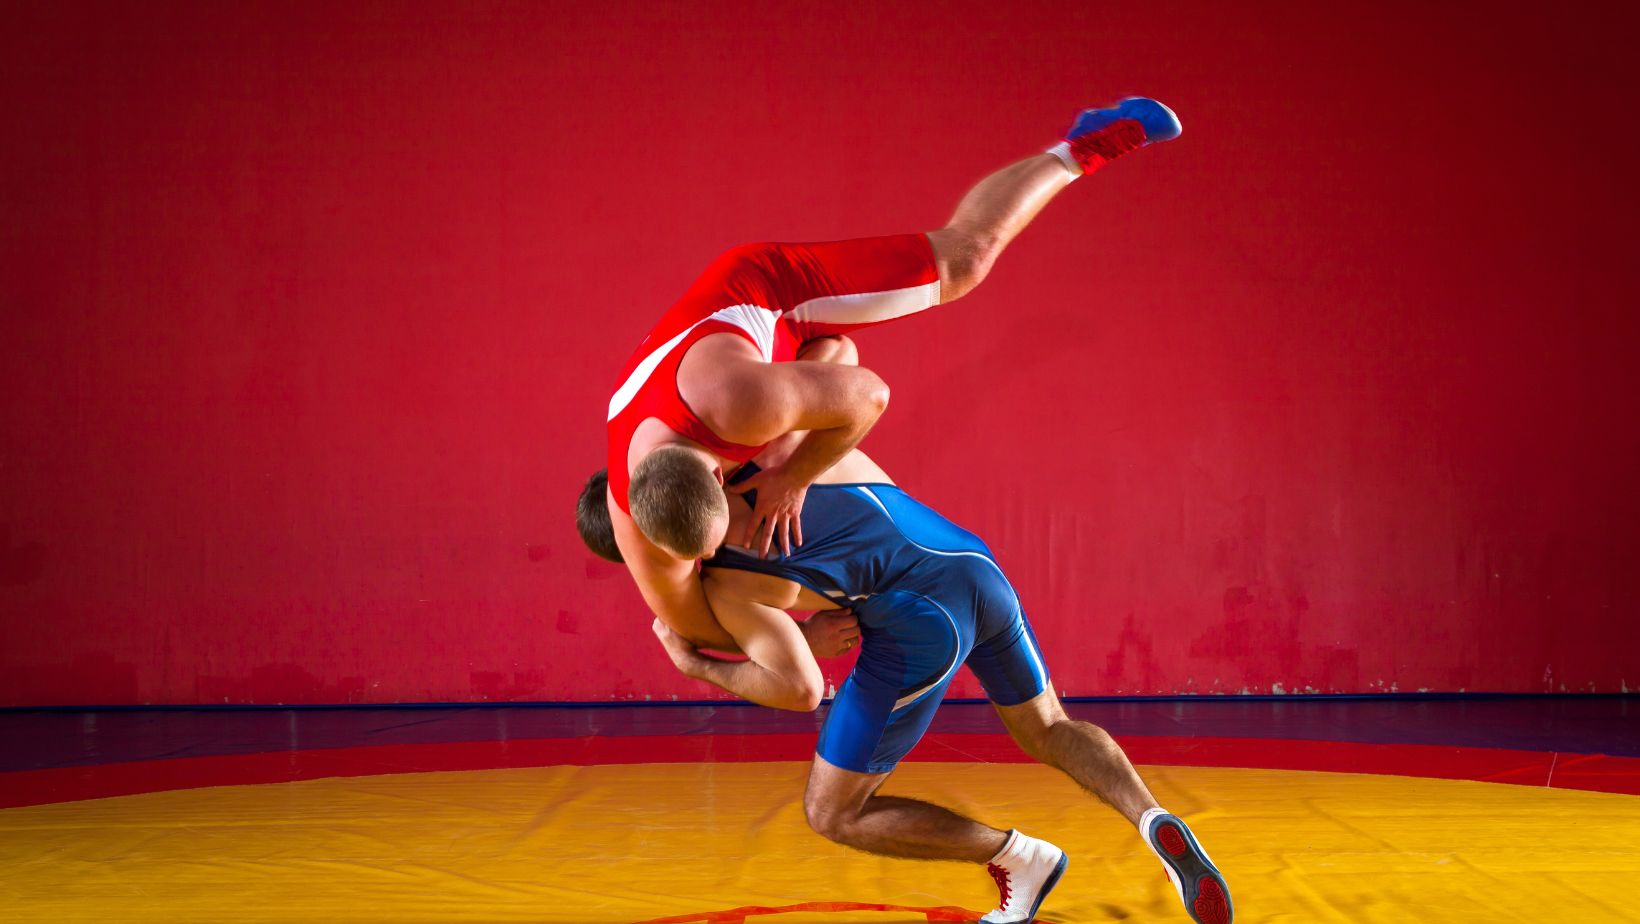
xmin=719 ymin=360 xmax=889 ymax=463
xmin=735 ymin=334 xmax=856 ymax=473
xmin=793 ymin=333 xmax=858 ymax=367
xmin=652 ymin=572 xmax=824 ymax=712
xmin=717 ymin=359 xmax=891 ymax=555
xmin=612 ymin=336 xmax=870 ymax=661
xmin=611 ymin=491 xmax=742 ymax=653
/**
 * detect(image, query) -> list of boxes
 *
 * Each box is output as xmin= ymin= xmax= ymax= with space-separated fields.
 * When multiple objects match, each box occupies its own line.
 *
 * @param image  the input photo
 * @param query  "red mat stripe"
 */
xmin=3 ymin=733 xmax=1637 ymax=809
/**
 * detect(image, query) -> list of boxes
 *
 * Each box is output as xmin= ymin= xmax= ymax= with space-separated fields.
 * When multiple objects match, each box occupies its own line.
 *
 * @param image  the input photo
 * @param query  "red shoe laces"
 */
xmin=1069 ymin=118 xmax=1147 ymax=169
xmin=987 ymin=862 xmax=1012 ymax=907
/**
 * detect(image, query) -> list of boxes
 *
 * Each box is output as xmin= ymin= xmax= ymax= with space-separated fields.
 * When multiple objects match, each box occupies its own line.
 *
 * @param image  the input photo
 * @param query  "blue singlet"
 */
xmin=705 ymin=471 xmax=1050 ymax=774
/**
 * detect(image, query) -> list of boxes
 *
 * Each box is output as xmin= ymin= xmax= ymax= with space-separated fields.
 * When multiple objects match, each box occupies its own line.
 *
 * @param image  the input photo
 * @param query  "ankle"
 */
xmin=988 ymin=829 xmax=1022 ymax=865
xmin=1049 ymin=119 xmax=1147 ymax=175
xmin=988 ymin=829 xmax=1058 ymax=869
xmin=1138 ymin=806 xmax=1171 ymax=830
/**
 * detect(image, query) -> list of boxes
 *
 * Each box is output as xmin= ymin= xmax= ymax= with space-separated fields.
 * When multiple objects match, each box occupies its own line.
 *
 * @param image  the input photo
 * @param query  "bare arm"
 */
xmin=611 ymin=493 xmax=742 ymax=653
xmin=740 ymin=334 xmax=855 ymax=476
xmin=610 ymin=480 xmax=866 ymax=666
xmin=651 ymin=574 xmax=826 ymax=711
xmin=794 ymin=333 xmax=858 ymax=367
xmin=722 ymin=360 xmax=890 ymax=557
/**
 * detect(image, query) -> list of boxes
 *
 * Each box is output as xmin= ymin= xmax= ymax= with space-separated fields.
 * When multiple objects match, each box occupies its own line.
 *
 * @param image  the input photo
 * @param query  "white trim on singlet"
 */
xmin=853 ymin=485 xmax=1050 ymax=690
xmin=607 ymin=304 xmax=780 ymax=420
xmin=891 ymin=593 xmax=964 ymax=712
xmin=786 ymin=280 xmax=942 ymax=328
xmin=710 ymin=304 xmax=778 ymax=362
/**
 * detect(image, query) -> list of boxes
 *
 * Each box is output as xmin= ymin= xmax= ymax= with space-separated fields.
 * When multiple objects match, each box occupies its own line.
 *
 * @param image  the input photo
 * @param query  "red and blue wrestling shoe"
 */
xmin=1050 ymin=96 xmax=1182 ymax=173
xmin=1140 ymin=808 xmax=1232 ymax=924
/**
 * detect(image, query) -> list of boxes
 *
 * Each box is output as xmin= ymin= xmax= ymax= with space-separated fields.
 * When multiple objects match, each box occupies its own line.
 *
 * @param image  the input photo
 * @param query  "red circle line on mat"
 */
xmin=629 ymin=900 xmax=1004 ymax=923
xmin=4 ymin=733 xmax=1637 ymax=809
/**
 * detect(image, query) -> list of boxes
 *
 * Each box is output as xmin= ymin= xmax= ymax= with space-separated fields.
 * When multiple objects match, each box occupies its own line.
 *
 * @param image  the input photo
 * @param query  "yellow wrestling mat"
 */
xmin=2 ymin=762 xmax=1637 ymax=923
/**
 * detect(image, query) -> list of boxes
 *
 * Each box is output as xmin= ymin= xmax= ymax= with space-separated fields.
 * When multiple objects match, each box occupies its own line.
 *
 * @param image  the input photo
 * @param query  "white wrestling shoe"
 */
xmin=1140 ymin=808 xmax=1233 ymax=924
xmin=979 ymin=829 xmax=1069 ymax=923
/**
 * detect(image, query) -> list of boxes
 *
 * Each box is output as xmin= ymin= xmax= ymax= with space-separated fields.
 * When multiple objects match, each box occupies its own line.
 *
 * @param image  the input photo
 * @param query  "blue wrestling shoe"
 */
xmin=1140 ymin=809 xmax=1233 ymax=924
xmin=1051 ymin=96 xmax=1182 ymax=173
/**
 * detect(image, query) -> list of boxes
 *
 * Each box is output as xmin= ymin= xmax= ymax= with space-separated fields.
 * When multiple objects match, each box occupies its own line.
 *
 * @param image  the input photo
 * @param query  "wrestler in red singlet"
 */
xmin=605 ymin=234 xmax=941 ymax=513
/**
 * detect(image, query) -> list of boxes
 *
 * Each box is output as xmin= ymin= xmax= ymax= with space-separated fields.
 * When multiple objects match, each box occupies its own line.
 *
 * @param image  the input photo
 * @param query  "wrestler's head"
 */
xmin=629 ymin=445 xmax=730 ymax=560
xmin=575 ymin=469 xmax=624 ymax=563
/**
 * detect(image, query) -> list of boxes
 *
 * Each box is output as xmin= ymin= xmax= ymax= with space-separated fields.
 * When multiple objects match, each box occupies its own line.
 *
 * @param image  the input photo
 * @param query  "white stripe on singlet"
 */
xmin=785 ymin=280 xmax=941 ymax=329
xmin=891 ymin=593 xmax=963 ymax=712
xmin=609 ymin=278 xmax=939 ymax=422
xmin=607 ymin=304 xmax=779 ymax=420
xmin=853 ymin=486 xmax=1049 ymax=691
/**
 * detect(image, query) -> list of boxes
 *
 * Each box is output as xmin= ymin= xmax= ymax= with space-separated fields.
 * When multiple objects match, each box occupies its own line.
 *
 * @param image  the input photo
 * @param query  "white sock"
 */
xmin=1045 ymin=141 xmax=1082 ymax=176
xmin=995 ymin=830 xmax=1025 ymax=864
xmin=989 ymin=828 xmax=1054 ymax=868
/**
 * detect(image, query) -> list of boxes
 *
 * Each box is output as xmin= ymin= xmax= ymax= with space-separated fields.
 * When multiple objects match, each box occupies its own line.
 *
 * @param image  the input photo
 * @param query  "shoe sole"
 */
xmin=1134 ymin=97 xmax=1183 ymax=141
xmin=1146 ymin=815 xmax=1232 ymax=924
xmin=1026 ymin=851 xmax=1068 ymax=923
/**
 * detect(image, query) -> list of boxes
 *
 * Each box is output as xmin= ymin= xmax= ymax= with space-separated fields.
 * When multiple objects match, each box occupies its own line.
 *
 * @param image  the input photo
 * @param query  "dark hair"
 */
xmin=630 ymin=446 xmax=727 ymax=558
xmin=575 ymin=469 xmax=624 ymax=563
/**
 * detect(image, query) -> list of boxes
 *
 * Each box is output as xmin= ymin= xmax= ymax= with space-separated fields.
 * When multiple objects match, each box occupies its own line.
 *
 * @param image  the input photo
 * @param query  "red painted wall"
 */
xmin=3 ymin=2 xmax=1637 ymax=705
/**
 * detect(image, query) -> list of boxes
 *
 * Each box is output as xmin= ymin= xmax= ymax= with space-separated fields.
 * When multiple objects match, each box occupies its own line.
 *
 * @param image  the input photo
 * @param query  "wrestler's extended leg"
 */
xmin=996 ymin=688 xmax=1234 ymax=924
xmin=803 ymin=755 xmax=1068 ymax=923
xmin=759 ymin=99 xmax=1181 ymax=345
xmin=926 ymin=154 xmax=1078 ymax=302
xmin=929 ymin=96 xmax=1183 ymax=301
xmin=993 ymin=688 xmax=1160 ymax=824
xmin=803 ymin=755 xmax=1007 ymax=863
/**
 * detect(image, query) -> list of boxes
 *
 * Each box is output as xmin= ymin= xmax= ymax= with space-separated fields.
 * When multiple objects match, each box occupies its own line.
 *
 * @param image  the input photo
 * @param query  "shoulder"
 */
xmin=677 ymin=340 xmax=788 ymax=444
xmin=703 ymin=565 xmax=803 ymax=610
xmin=612 ymin=503 xmax=689 ymax=584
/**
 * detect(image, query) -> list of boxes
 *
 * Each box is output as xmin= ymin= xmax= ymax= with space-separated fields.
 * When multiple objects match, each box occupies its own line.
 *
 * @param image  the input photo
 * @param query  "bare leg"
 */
xmin=926 ymin=153 xmax=1078 ymax=302
xmin=803 ymin=754 xmax=1009 ymax=863
xmin=794 ymin=334 xmax=857 ymax=365
xmin=995 ymin=689 xmax=1161 ymax=826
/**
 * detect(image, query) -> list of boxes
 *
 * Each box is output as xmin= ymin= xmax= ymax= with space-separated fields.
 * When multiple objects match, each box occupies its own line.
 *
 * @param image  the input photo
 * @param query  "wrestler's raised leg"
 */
xmin=929 ymin=96 xmax=1182 ymax=301
xmin=926 ymin=154 xmax=1077 ymax=302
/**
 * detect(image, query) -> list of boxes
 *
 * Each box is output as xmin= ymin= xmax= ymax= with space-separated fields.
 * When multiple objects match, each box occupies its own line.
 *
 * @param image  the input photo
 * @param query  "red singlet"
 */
xmin=605 ymin=234 xmax=940 ymax=513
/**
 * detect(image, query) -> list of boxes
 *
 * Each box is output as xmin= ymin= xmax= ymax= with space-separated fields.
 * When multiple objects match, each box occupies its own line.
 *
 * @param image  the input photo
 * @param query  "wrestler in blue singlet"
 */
xmin=706 ymin=467 xmax=1050 ymax=774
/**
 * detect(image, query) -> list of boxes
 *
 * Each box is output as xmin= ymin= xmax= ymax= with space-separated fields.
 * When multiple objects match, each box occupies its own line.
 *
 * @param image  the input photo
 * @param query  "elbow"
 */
xmin=799 ymin=680 xmax=825 ymax=712
xmin=861 ymin=374 xmax=890 ymax=421
xmin=783 ymin=675 xmax=825 ymax=713
xmin=791 ymin=690 xmax=823 ymax=713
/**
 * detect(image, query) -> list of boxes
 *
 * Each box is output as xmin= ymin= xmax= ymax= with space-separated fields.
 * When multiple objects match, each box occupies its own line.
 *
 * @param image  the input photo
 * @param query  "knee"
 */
xmin=1006 ymin=705 xmax=1092 ymax=765
xmin=999 ymin=694 xmax=1060 ymax=751
xmin=1011 ymin=716 xmax=1059 ymax=760
xmin=1033 ymin=717 xmax=1118 ymax=767
xmin=928 ymin=229 xmax=999 ymax=301
xmin=803 ymin=792 xmax=855 ymax=844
